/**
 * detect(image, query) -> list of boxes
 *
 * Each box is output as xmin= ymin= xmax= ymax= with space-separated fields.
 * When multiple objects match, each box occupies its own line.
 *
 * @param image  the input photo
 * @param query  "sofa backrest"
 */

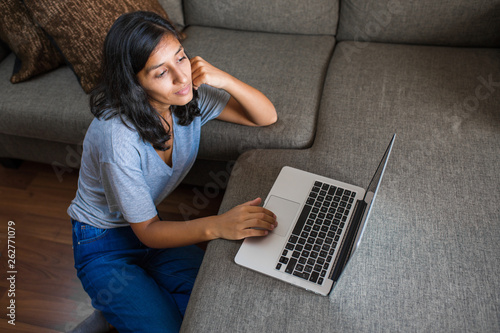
xmin=337 ymin=0 xmax=500 ymax=47
xmin=158 ymin=0 xmax=185 ymax=29
xmin=183 ymin=0 xmax=339 ymax=35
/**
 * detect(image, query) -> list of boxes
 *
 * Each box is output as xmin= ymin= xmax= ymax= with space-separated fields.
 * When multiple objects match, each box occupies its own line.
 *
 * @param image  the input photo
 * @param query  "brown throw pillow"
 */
xmin=0 ymin=0 xmax=65 ymax=83
xmin=0 ymin=41 xmax=11 ymax=63
xmin=23 ymin=0 xmax=172 ymax=93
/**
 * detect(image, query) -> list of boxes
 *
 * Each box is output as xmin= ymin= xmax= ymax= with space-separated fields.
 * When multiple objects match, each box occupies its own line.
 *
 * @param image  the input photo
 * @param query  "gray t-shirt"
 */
xmin=68 ymin=85 xmax=230 ymax=228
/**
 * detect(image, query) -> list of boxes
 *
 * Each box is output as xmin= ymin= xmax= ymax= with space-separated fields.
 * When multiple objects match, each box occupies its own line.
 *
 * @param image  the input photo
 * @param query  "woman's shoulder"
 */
xmin=87 ymin=115 xmax=144 ymax=156
xmin=197 ymin=84 xmax=229 ymax=104
xmin=196 ymin=84 xmax=230 ymax=125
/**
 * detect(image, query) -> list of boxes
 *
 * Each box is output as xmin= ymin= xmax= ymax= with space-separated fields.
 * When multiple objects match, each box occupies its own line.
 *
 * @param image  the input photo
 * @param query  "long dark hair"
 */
xmin=90 ymin=11 xmax=200 ymax=151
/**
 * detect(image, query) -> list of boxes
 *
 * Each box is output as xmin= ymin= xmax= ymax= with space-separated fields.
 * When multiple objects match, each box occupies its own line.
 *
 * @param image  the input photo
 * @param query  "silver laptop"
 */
xmin=235 ymin=134 xmax=395 ymax=296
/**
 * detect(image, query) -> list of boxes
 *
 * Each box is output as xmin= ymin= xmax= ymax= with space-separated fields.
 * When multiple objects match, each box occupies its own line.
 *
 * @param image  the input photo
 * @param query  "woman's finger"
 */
xmin=242 ymin=228 xmax=269 ymax=238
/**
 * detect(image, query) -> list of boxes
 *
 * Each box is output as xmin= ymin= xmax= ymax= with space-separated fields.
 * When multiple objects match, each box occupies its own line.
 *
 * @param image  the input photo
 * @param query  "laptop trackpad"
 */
xmin=265 ymin=196 xmax=301 ymax=237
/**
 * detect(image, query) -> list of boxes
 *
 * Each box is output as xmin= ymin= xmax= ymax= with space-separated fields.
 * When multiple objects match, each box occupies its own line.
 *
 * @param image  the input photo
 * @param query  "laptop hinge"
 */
xmin=329 ymin=199 xmax=367 ymax=282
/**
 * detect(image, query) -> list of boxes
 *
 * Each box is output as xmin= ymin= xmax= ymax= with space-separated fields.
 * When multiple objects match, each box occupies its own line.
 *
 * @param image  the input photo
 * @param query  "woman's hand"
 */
xmin=190 ymin=56 xmax=232 ymax=91
xmin=209 ymin=197 xmax=278 ymax=240
xmin=190 ymin=56 xmax=278 ymax=126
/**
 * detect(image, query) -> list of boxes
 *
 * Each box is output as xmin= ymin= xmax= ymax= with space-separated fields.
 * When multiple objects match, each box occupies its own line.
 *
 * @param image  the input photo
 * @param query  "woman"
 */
xmin=68 ymin=11 xmax=277 ymax=333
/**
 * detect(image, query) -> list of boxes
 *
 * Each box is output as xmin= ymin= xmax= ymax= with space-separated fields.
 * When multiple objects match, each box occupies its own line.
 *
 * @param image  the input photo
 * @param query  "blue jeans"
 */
xmin=72 ymin=220 xmax=204 ymax=333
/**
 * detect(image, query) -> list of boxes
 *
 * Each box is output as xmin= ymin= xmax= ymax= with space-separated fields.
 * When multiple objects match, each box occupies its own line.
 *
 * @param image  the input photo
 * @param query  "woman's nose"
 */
xmin=172 ymin=68 xmax=189 ymax=84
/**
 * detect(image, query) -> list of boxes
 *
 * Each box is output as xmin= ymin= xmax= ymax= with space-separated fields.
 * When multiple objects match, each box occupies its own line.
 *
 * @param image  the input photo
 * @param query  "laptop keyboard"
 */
xmin=275 ymin=181 xmax=356 ymax=285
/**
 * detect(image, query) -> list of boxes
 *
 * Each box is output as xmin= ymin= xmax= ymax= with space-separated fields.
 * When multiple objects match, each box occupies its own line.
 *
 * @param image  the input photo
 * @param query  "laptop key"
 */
xmin=309 ymin=271 xmax=319 ymax=283
xmin=285 ymin=258 xmax=297 ymax=274
xmin=291 ymin=204 xmax=312 ymax=236
xmin=293 ymin=271 xmax=307 ymax=279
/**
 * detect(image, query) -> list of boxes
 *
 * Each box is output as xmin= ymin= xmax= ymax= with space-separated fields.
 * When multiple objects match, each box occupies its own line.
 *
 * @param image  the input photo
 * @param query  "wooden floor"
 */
xmin=0 ymin=161 xmax=224 ymax=332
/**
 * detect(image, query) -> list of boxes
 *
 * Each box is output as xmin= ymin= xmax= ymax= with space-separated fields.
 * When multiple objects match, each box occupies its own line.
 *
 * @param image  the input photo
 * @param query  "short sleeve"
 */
xmin=100 ymin=160 xmax=158 ymax=224
xmin=197 ymin=84 xmax=230 ymax=126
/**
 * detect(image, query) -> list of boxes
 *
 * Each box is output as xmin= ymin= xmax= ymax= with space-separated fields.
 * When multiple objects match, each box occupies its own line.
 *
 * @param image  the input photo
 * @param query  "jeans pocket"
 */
xmin=73 ymin=220 xmax=109 ymax=245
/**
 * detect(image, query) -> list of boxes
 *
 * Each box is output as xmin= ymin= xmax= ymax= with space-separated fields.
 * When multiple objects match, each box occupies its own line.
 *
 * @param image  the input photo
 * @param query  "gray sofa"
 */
xmin=1 ymin=0 xmax=499 ymax=332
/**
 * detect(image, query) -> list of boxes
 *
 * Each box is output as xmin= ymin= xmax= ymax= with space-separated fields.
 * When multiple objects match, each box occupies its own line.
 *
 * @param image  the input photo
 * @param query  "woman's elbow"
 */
xmin=262 ymin=107 xmax=278 ymax=126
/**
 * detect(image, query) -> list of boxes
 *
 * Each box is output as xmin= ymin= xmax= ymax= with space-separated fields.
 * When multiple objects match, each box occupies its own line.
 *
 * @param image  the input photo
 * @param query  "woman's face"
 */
xmin=137 ymin=34 xmax=192 ymax=115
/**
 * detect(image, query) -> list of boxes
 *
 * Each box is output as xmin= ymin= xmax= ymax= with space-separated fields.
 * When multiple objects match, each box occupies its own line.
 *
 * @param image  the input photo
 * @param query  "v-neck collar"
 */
xmin=151 ymin=114 xmax=176 ymax=172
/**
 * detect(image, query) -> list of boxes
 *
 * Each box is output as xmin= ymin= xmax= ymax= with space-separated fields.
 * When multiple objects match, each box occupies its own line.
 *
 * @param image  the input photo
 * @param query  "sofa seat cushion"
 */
xmin=314 ymin=42 xmax=500 ymax=185
xmin=0 ymin=54 xmax=92 ymax=145
xmin=181 ymin=43 xmax=500 ymax=332
xmin=182 ymin=26 xmax=336 ymax=161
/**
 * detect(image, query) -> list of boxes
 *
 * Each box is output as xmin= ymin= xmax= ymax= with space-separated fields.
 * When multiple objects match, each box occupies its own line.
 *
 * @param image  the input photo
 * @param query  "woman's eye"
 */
xmin=178 ymin=56 xmax=186 ymax=63
xmin=156 ymin=70 xmax=167 ymax=78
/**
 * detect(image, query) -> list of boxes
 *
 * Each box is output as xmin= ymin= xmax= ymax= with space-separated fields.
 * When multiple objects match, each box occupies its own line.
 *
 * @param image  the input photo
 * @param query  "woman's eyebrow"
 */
xmin=146 ymin=46 xmax=184 ymax=73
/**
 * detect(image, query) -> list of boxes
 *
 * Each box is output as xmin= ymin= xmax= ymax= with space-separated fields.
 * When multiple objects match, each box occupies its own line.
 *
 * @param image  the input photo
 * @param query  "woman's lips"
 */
xmin=175 ymin=84 xmax=191 ymax=96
